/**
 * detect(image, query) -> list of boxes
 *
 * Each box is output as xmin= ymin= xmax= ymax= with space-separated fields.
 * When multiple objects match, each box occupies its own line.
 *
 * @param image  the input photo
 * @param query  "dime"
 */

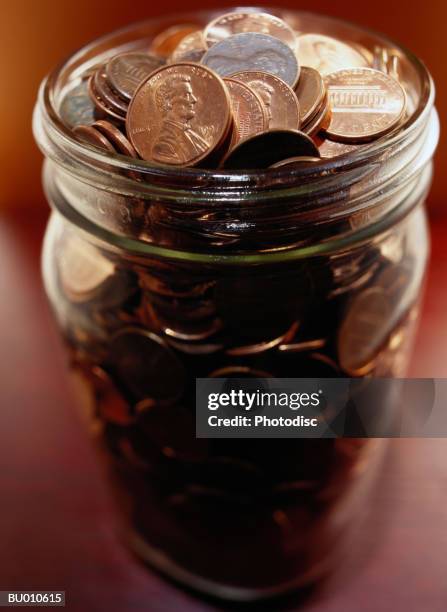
xmin=204 ymin=11 xmax=297 ymax=51
xmin=223 ymin=78 xmax=267 ymax=145
xmin=231 ymin=71 xmax=299 ymax=130
xmin=296 ymin=33 xmax=369 ymax=75
xmin=108 ymin=327 xmax=186 ymax=403
xmin=222 ymin=129 xmax=319 ymax=169
xmin=73 ymin=124 xmax=117 ymax=153
xmin=270 ymin=156 xmax=321 ymax=168
xmin=59 ymin=80 xmax=95 ymax=127
xmin=151 ymin=24 xmax=198 ymax=57
xmin=105 ymin=52 xmax=165 ymax=101
xmin=93 ymin=120 xmax=138 ymax=158
xmin=323 ymin=68 xmax=406 ymax=142
xmin=294 ymin=66 xmax=326 ymax=125
xmin=126 ymin=63 xmax=231 ymax=167
xmin=171 ymin=31 xmax=207 ymax=63
xmin=338 ymin=287 xmax=393 ymax=375
xmin=202 ymin=32 xmax=300 ymax=88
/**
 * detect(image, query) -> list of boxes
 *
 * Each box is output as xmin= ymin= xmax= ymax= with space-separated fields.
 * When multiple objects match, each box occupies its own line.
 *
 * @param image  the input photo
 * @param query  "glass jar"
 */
xmin=33 ymin=9 xmax=438 ymax=602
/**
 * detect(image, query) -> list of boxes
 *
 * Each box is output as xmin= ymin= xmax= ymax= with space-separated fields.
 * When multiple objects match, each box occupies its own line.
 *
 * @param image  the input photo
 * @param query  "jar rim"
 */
xmin=35 ymin=8 xmax=438 ymax=264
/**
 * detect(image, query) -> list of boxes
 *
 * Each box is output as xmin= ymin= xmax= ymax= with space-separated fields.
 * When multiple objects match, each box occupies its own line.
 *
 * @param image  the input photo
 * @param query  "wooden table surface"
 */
xmin=0 ymin=209 xmax=446 ymax=612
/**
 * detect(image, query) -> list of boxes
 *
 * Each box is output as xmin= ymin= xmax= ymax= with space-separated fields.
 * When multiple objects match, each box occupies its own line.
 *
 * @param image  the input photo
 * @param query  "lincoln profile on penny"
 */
xmin=152 ymin=74 xmax=210 ymax=164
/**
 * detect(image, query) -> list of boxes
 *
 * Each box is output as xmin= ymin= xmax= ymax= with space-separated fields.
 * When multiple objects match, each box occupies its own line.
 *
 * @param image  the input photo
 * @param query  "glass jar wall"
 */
xmin=34 ymin=8 xmax=438 ymax=602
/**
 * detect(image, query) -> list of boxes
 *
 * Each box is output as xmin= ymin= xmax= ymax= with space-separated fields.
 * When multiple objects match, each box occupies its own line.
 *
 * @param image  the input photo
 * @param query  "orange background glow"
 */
xmin=0 ymin=0 xmax=445 ymax=212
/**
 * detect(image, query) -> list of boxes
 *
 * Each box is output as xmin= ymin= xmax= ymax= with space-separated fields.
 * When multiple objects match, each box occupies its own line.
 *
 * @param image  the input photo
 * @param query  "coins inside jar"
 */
xmin=222 ymin=129 xmax=320 ymax=168
xmin=126 ymin=63 xmax=232 ymax=166
xmin=231 ymin=71 xmax=300 ymax=130
xmin=323 ymin=68 xmax=407 ymax=142
xmin=105 ymin=52 xmax=165 ymax=101
xmin=66 ymin=7 xmax=415 ymax=168
xmin=223 ymin=78 xmax=268 ymax=145
xmin=202 ymin=32 xmax=300 ymax=87
xmin=204 ymin=11 xmax=297 ymax=51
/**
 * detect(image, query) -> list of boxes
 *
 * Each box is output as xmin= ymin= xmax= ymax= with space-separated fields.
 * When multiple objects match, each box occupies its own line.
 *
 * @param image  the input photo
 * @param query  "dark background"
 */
xmin=1 ymin=2 xmax=447 ymax=611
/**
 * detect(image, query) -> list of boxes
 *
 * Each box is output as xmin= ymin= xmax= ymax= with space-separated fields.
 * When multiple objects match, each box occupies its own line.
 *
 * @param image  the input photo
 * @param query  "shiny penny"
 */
xmin=222 ymin=129 xmax=320 ymax=169
xmin=88 ymin=74 xmax=126 ymax=122
xmin=171 ymin=31 xmax=207 ymax=63
xmin=126 ymin=63 xmax=231 ymax=166
xmin=317 ymin=137 xmax=363 ymax=158
xmin=73 ymin=124 xmax=117 ymax=153
xmin=231 ymin=71 xmax=300 ymax=130
xmin=323 ymin=68 xmax=406 ymax=142
xmin=93 ymin=67 xmax=129 ymax=114
xmin=297 ymin=33 xmax=369 ymax=75
xmin=106 ymin=52 xmax=165 ymax=101
xmin=204 ymin=11 xmax=297 ymax=51
xmin=93 ymin=120 xmax=138 ymax=158
xmin=301 ymin=94 xmax=332 ymax=137
xmin=294 ymin=66 xmax=326 ymax=125
xmin=151 ymin=24 xmax=198 ymax=57
xmin=202 ymin=32 xmax=300 ymax=88
xmin=223 ymin=77 xmax=267 ymax=145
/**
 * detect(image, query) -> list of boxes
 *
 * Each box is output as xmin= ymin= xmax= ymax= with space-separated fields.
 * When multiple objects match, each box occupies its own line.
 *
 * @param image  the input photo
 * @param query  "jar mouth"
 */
xmin=35 ymin=7 xmax=435 ymax=197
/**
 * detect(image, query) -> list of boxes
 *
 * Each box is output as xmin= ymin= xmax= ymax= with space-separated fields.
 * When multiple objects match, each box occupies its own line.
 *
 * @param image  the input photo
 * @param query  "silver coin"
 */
xmin=201 ymin=32 xmax=299 ymax=87
xmin=204 ymin=11 xmax=297 ymax=51
xmin=59 ymin=80 xmax=95 ymax=127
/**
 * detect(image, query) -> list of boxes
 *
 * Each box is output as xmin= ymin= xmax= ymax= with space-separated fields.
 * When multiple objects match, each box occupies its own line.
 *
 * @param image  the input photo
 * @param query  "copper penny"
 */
xmin=105 ymin=52 xmax=165 ymax=101
xmin=338 ymin=287 xmax=393 ymax=375
xmin=317 ymin=137 xmax=362 ymax=158
xmin=296 ymin=33 xmax=369 ymax=75
xmin=93 ymin=120 xmax=138 ymax=158
xmin=202 ymin=32 xmax=300 ymax=88
xmin=223 ymin=77 xmax=267 ymax=145
xmin=93 ymin=67 xmax=129 ymax=114
xmin=294 ymin=66 xmax=326 ymax=125
xmin=73 ymin=124 xmax=116 ymax=153
xmin=87 ymin=74 xmax=126 ymax=122
xmin=126 ymin=63 xmax=231 ymax=166
xmin=204 ymin=11 xmax=297 ymax=51
xmin=301 ymin=94 xmax=332 ymax=137
xmin=231 ymin=71 xmax=300 ymax=130
xmin=270 ymin=156 xmax=321 ymax=168
xmin=108 ymin=327 xmax=186 ymax=403
xmin=323 ymin=68 xmax=406 ymax=142
xmin=151 ymin=24 xmax=198 ymax=57
xmin=58 ymin=232 xmax=116 ymax=303
xmin=171 ymin=31 xmax=207 ymax=63
xmin=222 ymin=129 xmax=320 ymax=169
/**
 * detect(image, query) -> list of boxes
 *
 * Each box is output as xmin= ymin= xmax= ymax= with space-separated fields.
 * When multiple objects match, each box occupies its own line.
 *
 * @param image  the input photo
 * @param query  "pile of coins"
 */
xmin=62 ymin=9 xmax=408 ymax=169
